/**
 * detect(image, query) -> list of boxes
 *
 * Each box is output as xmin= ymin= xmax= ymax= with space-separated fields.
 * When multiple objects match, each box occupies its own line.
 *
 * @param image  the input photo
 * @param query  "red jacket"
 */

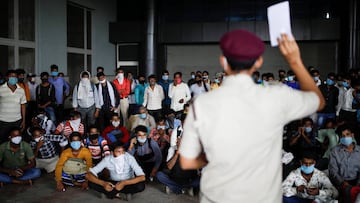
xmin=102 ymin=126 xmax=130 ymax=144
xmin=113 ymin=78 xmax=131 ymax=99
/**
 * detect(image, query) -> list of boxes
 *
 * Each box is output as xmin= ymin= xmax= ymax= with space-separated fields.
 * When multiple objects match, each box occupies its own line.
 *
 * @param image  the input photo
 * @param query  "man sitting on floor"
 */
xmin=86 ymin=142 xmax=145 ymax=201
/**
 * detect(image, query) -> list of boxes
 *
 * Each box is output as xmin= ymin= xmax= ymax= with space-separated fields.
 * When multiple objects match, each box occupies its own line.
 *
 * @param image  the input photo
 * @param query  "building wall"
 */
xmin=36 ymin=0 xmax=116 ymax=75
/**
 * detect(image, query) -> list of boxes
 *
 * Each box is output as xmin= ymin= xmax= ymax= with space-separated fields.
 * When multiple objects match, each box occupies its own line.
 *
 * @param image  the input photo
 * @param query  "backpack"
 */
xmin=63 ymin=158 xmax=87 ymax=175
xmin=36 ymin=84 xmax=54 ymax=98
xmin=106 ymin=129 xmax=124 ymax=143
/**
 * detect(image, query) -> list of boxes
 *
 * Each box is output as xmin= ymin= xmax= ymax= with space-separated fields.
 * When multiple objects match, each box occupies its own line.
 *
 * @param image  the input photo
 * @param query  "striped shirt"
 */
xmin=56 ymin=121 xmax=84 ymax=139
xmin=0 ymin=83 xmax=27 ymax=122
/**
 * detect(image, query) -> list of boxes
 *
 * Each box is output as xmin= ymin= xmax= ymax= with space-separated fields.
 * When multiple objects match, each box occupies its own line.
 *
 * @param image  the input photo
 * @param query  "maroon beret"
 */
xmin=220 ymin=29 xmax=265 ymax=62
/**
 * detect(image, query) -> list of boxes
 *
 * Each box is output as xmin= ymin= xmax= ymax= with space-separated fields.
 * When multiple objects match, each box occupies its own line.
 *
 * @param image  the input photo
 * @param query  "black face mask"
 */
xmin=139 ymin=80 xmax=145 ymax=84
xmin=89 ymin=134 xmax=99 ymax=141
xmin=18 ymin=78 xmax=24 ymax=83
xmin=41 ymin=78 xmax=48 ymax=83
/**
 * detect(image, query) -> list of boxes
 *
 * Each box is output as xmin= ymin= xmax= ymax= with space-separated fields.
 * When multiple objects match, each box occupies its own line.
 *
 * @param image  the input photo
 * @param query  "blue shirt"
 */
xmin=48 ymin=77 xmax=70 ymax=104
xmin=134 ymin=83 xmax=148 ymax=105
xmin=158 ymin=79 xmax=173 ymax=106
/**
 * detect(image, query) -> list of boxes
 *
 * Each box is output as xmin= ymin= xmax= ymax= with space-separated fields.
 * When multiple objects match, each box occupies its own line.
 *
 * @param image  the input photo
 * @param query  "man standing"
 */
xmin=72 ymin=71 xmax=100 ymax=128
xmin=26 ymin=73 xmax=38 ymax=126
xmin=0 ymin=70 xmax=27 ymax=143
xmin=179 ymin=30 xmax=325 ymax=202
xmin=158 ymin=70 xmax=173 ymax=110
xmin=48 ymin=64 xmax=70 ymax=122
xmin=113 ymin=68 xmax=131 ymax=128
xmin=36 ymin=72 xmax=56 ymax=123
xmin=143 ymin=74 xmax=164 ymax=121
xmin=168 ymin=72 xmax=191 ymax=116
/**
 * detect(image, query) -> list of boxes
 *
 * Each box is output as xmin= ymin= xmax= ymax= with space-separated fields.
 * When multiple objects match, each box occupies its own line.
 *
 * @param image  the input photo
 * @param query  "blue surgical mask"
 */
xmin=301 ymin=164 xmax=315 ymax=174
xmin=342 ymin=81 xmax=349 ymax=88
xmin=162 ymin=75 xmax=169 ymax=81
xmin=340 ymin=137 xmax=353 ymax=146
xmin=51 ymin=71 xmax=59 ymax=77
xmin=191 ymin=75 xmax=195 ymax=79
xmin=137 ymin=137 xmax=147 ymax=143
xmin=305 ymin=127 xmax=312 ymax=133
xmin=214 ymin=79 xmax=220 ymax=84
xmin=8 ymin=77 xmax=18 ymax=85
xmin=139 ymin=113 xmax=147 ymax=119
xmin=313 ymin=76 xmax=319 ymax=81
xmin=326 ymin=78 xmax=334 ymax=86
xmin=288 ymin=76 xmax=294 ymax=81
xmin=70 ymin=141 xmax=81 ymax=150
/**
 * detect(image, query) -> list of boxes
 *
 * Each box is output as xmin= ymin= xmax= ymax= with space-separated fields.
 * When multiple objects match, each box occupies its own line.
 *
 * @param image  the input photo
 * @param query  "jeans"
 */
xmin=77 ymin=105 xmax=96 ymax=129
xmin=156 ymin=171 xmax=200 ymax=194
xmin=89 ymin=180 xmax=145 ymax=198
xmin=0 ymin=168 xmax=41 ymax=183
xmin=317 ymin=113 xmax=336 ymax=129
xmin=45 ymin=106 xmax=56 ymax=124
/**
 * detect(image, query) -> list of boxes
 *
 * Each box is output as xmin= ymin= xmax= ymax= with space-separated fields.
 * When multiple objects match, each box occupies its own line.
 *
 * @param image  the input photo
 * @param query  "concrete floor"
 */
xmin=0 ymin=173 xmax=199 ymax=203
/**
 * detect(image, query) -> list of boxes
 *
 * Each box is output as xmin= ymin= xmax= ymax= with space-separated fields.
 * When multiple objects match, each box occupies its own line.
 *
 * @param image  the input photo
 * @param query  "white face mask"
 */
xmin=70 ymin=118 xmax=81 ymax=126
xmin=34 ymin=136 xmax=44 ymax=142
xmin=81 ymin=78 xmax=89 ymax=83
xmin=117 ymin=73 xmax=124 ymax=79
xmin=11 ymin=136 xmax=22 ymax=144
xmin=99 ymin=79 xmax=106 ymax=84
xmin=30 ymin=77 xmax=36 ymax=82
xmin=112 ymin=121 xmax=120 ymax=127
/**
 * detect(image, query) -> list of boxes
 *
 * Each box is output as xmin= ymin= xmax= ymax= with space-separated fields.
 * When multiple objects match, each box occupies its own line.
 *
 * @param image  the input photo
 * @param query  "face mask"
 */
xmin=139 ymin=80 xmax=145 ymax=84
xmin=137 ymin=137 xmax=147 ymax=143
xmin=342 ymin=81 xmax=349 ymax=88
xmin=114 ymin=153 xmax=125 ymax=160
xmin=81 ymin=78 xmax=89 ymax=83
xmin=112 ymin=121 xmax=120 ymax=127
xmin=41 ymin=78 xmax=48 ymax=83
xmin=340 ymin=137 xmax=353 ymax=146
xmin=11 ymin=136 xmax=22 ymax=144
xmin=150 ymin=81 xmax=156 ymax=85
xmin=288 ymin=76 xmax=294 ymax=81
xmin=70 ymin=141 xmax=81 ymax=150
xmin=51 ymin=71 xmax=59 ymax=77
xmin=162 ymin=75 xmax=169 ymax=81
xmin=89 ymin=134 xmax=99 ymax=141
xmin=8 ymin=77 xmax=18 ymax=85
xmin=313 ymin=76 xmax=319 ymax=81
xmin=326 ymin=78 xmax=335 ymax=86
xmin=157 ymin=125 xmax=166 ymax=130
xmin=34 ymin=136 xmax=44 ymax=142
xmin=300 ymin=164 xmax=315 ymax=174
xmin=176 ymin=79 xmax=182 ymax=84
xmin=99 ymin=79 xmax=106 ymax=84
xmin=117 ymin=73 xmax=124 ymax=79
xmin=305 ymin=127 xmax=312 ymax=133
xmin=18 ymin=78 xmax=24 ymax=83
xmin=203 ymin=76 xmax=209 ymax=80
xmin=70 ymin=118 xmax=81 ymax=126
xmin=139 ymin=113 xmax=147 ymax=119
xmin=191 ymin=75 xmax=195 ymax=79
xmin=214 ymin=79 xmax=220 ymax=84
xmin=30 ymin=77 xmax=36 ymax=82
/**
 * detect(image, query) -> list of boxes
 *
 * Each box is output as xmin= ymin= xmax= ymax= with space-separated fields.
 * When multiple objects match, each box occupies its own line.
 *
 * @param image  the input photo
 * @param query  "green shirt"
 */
xmin=0 ymin=141 xmax=35 ymax=169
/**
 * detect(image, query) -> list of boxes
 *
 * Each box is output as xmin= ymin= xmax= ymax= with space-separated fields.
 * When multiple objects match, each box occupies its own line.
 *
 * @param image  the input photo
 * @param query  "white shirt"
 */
xmin=336 ymin=86 xmax=347 ymax=116
xmin=27 ymin=81 xmax=38 ymax=101
xmin=190 ymin=82 xmax=210 ymax=97
xmin=0 ymin=83 xmax=27 ymax=122
xmin=128 ymin=79 xmax=138 ymax=104
xmin=89 ymin=153 xmax=144 ymax=181
xmin=341 ymin=88 xmax=357 ymax=112
xmin=168 ymin=82 xmax=191 ymax=111
xmin=283 ymin=168 xmax=338 ymax=202
xmin=180 ymin=74 xmax=320 ymax=203
xmin=72 ymin=83 xmax=101 ymax=109
xmin=143 ymin=84 xmax=164 ymax=110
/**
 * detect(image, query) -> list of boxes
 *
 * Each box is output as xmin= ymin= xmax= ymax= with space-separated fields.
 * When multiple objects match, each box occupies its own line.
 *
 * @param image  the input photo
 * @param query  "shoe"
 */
xmin=187 ymin=187 xmax=194 ymax=197
xmin=165 ymin=186 xmax=171 ymax=195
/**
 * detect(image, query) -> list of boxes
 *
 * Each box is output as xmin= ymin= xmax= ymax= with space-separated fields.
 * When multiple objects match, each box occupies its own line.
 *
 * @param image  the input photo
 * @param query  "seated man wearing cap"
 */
xmin=282 ymin=151 xmax=338 ymax=203
xmin=179 ymin=30 xmax=325 ymax=202
xmin=86 ymin=142 xmax=145 ymax=201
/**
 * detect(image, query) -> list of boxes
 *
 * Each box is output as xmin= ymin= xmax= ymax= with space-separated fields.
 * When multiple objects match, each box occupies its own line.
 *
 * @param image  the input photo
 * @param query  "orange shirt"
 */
xmin=18 ymin=82 xmax=30 ymax=101
xmin=113 ymin=78 xmax=131 ymax=99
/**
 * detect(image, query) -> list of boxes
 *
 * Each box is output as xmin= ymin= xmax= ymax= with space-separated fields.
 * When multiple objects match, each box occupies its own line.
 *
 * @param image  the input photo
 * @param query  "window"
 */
xmin=67 ymin=3 xmax=92 ymax=85
xmin=116 ymin=43 xmax=139 ymax=75
xmin=0 ymin=0 xmax=35 ymax=74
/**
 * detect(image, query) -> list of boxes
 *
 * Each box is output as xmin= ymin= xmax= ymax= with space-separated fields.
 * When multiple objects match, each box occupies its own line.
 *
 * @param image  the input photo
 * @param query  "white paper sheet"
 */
xmin=267 ymin=1 xmax=293 ymax=47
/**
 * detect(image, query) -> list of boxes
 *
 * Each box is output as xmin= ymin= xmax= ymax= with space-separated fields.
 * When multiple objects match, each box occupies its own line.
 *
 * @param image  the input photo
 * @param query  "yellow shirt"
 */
xmin=55 ymin=147 xmax=92 ymax=181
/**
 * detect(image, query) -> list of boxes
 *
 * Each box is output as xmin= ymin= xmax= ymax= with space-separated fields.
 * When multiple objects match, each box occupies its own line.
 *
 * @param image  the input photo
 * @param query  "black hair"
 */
xmin=351 ymin=78 xmax=360 ymax=88
xmin=97 ymin=72 xmax=105 ymax=78
xmin=162 ymin=70 xmax=169 ymax=75
xmin=203 ymin=71 xmax=209 ymax=75
xmin=287 ymin=70 xmax=294 ymax=75
xmin=81 ymin=71 xmax=89 ymax=77
xmin=16 ymin=68 xmax=26 ymax=75
xmin=336 ymin=124 xmax=353 ymax=135
xmin=69 ymin=110 xmax=81 ymax=118
xmin=134 ymin=125 xmax=148 ymax=134
xmin=174 ymin=72 xmax=182 ymax=78
xmin=327 ymin=72 xmax=336 ymax=78
xmin=40 ymin=72 xmax=49 ymax=78
xmin=69 ymin=132 xmax=82 ymax=141
xmin=50 ymin=64 xmax=58 ymax=70
xmin=310 ymin=69 xmax=320 ymax=76
xmin=96 ymin=66 xmax=104 ymax=72
xmin=30 ymin=126 xmax=43 ymax=135
xmin=253 ymin=71 xmax=260 ymax=77
xmin=87 ymin=124 xmax=98 ymax=132
xmin=180 ymin=113 xmax=187 ymax=122
xmin=226 ymin=57 xmax=256 ymax=71
xmin=116 ymin=67 xmax=124 ymax=72
xmin=148 ymin=74 xmax=156 ymax=80
xmin=301 ymin=150 xmax=317 ymax=160
xmin=8 ymin=126 xmax=21 ymax=136
xmin=6 ymin=69 xmax=17 ymax=77
xmin=302 ymin=117 xmax=313 ymax=125
xmin=109 ymin=141 xmax=126 ymax=151
xmin=267 ymin=73 xmax=274 ymax=79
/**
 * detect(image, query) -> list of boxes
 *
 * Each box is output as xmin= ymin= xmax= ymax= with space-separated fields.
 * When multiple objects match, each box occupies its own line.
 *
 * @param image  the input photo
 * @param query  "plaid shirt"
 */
xmin=30 ymin=134 xmax=68 ymax=159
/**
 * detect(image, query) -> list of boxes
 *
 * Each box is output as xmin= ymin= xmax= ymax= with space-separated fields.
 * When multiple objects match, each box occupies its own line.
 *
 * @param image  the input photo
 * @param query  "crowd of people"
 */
xmin=1 ymin=58 xmax=360 ymax=202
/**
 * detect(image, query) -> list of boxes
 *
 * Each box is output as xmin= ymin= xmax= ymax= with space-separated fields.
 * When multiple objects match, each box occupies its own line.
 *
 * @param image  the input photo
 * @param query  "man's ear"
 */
xmin=219 ymin=55 xmax=230 ymax=74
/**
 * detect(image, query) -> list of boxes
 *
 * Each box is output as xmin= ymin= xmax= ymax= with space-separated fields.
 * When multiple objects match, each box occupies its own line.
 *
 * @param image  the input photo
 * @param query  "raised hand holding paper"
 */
xmin=267 ymin=1 xmax=294 ymax=47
